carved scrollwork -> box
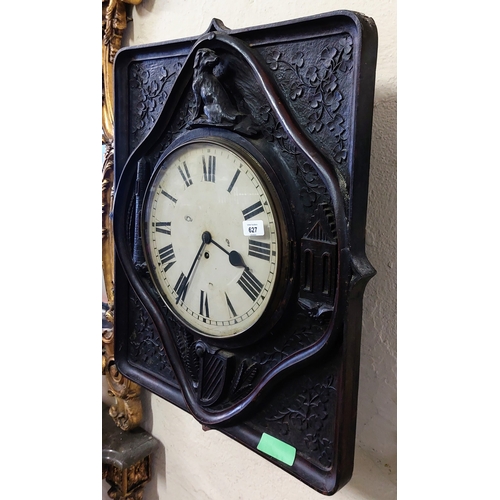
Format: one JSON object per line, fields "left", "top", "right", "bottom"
{"left": 263, "top": 37, "right": 352, "bottom": 140}
{"left": 103, "top": 322, "right": 143, "bottom": 431}
{"left": 256, "top": 104, "right": 332, "bottom": 208}
{"left": 102, "top": 0, "right": 143, "bottom": 143}
{"left": 102, "top": 142, "right": 115, "bottom": 304}
{"left": 130, "top": 61, "right": 182, "bottom": 147}
{"left": 129, "top": 295, "right": 175, "bottom": 378}
{"left": 260, "top": 36, "right": 353, "bottom": 196}
{"left": 102, "top": 0, "right": 143, "bottom": 431}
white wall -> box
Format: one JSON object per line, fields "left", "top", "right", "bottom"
{"left": 111, "top": 1, "right": 397, "bottom": 498}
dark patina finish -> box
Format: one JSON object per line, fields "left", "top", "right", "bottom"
{"left": 113, "top": 10, "right": 377, "bottom": 495}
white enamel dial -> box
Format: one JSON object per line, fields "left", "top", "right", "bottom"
{"left": 143, "top": 139, "right": 281, "bottom": 338}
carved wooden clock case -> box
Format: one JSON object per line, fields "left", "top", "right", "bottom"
{"left": 113, "top": 10, "right": 378, "bottom": 495}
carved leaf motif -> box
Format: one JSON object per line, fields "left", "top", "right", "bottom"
{"left": 291, "top": 51, "right": 304, "bottom": 68}
{"left": 129, "top": 61, "right": 181, "bottom": 146}
{"left": 266, "top": 50, "right": 281, "bottom": 70}
{"left": 327, "top": 114, "right": 346, "bottom": 137}
{"left": 172, "top": 323, "right": 199, "bottom": 383}
{"left": 320, "top": 46, "right": 338, "bottom": 68}
{"left": 333, "top": 143, "right": 348, "bottom": 163}
{"left": 310, "top": 93, "right": 322, "bottom": 109}
{"left": 228, "top": 361, "right": 258, "bottom": 399}
{"left": 128, "top": 296, "right": 173, "bottom": 377}
{"left": 290, "top": 81, "right": 304, "bottom": 100}
{"left": 296, "top": 161, "right": 329, "bottom": 206}
{"left": 305, "top": 66, "right": 319, "bottom": 84}
{"left": 307, "top": 111, "right": 323, "bottom": 133}
{"left": 265, "top": 375, "right": 336, "bottom": 466}
{"left": 239, "top": 362, "right": 258, "bottom": 389}
{"left": 229, "top": 362, "right": 245, "bottom": 394}
{"left": 253, "top": 319, "right": 322, "bottom": 368}
{"left": 266, "top": 375, "right": 335, "bottom": 432}
{"left": 261, "top": 36, "right": 353, "bottom": 176}
{"left": 324, "top": 90, "right": 342, "bottom": 111}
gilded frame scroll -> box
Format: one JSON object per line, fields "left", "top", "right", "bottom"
{"left": 102, "top": 0, "right": 143, "bottom": 431}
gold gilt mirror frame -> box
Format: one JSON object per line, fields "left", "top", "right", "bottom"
{"left": 102, "top": 0, "right": 143, "bottom": 430}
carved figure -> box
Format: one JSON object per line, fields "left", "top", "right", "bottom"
{"left": 191, "top": 48, "right": 243, "bottom": 125}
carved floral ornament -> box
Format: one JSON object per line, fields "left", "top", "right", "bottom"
{"left": 265, "top": 38, "right": 352, "bottom": 137}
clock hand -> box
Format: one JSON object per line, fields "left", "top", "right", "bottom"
{"left": 210, "top": 238, "right": 249, "bottom": 271}
{"left": 176, "top": 231, "right": 211, "bottom": 304}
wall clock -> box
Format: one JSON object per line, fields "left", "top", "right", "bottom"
{"left": 113, "top": 10, "right": 378, "bottom": 495}
{"left": 141, "top": 135, "right": 290, "bottom": 342}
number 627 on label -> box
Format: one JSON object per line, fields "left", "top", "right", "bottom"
{"left": 242, "top": 220, "right": 264, "bottom": 236}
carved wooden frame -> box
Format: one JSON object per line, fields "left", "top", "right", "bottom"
{"left": 102, "top": 0, "right": 143, "bottom": 431}
{"left": 111, "top": 11, "right": 378, "bottom": 495}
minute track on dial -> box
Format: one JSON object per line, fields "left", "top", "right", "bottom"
{"left": 143, "top": 138, "right": 282, "bottom": 338}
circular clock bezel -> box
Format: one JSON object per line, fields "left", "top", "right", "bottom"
{"left": 141, "top": 129, "right": 294, "bottom": 348}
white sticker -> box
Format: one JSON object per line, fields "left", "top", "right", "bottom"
{"left": 243, "top": 220, "right": 264, "bottom": 236}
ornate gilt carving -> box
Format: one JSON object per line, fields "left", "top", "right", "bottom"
{"left": 103, "top": 456, "right": 151, "bottom": 500}
{"left": 102, "top": 0, "right": 143, "bottom": 142}
{"left": 102, "top": 0, "right": 143, "bottom": 431}
{"left": 102, "top": 325, "right": 143, "bottom": 430}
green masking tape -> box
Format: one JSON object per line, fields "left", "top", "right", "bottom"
{"left": 257, "top": 433, "right": 296, "bottom": 466}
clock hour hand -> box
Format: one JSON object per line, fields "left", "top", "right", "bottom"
{"left": 210, "top": 238, "right": 249, "bottom": 271}
{"left": 176, "top": 233, "right": 210, "bottom": 304}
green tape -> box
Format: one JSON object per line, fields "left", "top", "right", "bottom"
{"left": 257, "top": 433, "right": 296, "bottom": 466}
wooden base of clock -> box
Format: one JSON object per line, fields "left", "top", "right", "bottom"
{"left": 113, "top": 10, "right": 377, "bottom": 495}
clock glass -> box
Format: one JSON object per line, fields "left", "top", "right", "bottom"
{"left": 142, "top": 138, "right": 282, "bottom": 338}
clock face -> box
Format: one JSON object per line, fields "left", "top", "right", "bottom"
{"left": 142, "top": 139, "right": 282, "bottom": 338}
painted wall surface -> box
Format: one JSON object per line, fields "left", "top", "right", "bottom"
{"left": 105, "top": 1, "right": 396, "bottom": 498}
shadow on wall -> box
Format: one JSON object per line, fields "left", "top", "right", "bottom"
{"left": 140, "top": 391, "right": 163, "bottom": 500}
{"left": 131, "top": 90, "right": 398, "bottom": 500}
{"left": 356, "top": 87, "right": 397, "bottom": 486}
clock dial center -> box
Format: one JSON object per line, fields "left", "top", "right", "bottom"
{"left": 202, "top": 230, "right": 212, "bottom": 244}
{"left": 143, "top": 138, "right": 281, "bottom": 338}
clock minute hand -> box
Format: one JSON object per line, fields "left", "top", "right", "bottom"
{"left": 210, "top": 239, "right": 249, "bottom": 271}
{"left": 176, "top": 232, "right": 210, "bottom": 304}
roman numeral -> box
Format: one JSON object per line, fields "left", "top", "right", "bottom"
{"left": 242, "top": 201, "right": 264, "bottom": 220}
{"left": 178, "top": 162, "right": 193, "bottom": 187}
{"left": 237, "top": 269, "right": 263, "bottom": 302}
{"left": 227, "top": 169, "right": 241, "bottom": 193}
{"left": 248, "top": 239, "right": 271, "bottom": 261}
{"left": 174, "top": 272, "right": 188, "bottom": 303}
{"left": 199, "top": 290, "right": 210, "bottom": 319}
{"left": 153, "top": 221, "right": 171, "bottom": 235}
{"left": 202, "top": 155, "right": 216, "bottom": 182}
{"left": 161, "top": 189, "right": 177, "bottom": 204}
{"left": 225, "top": 292, "right": 237, "bottom": 318}
{"left": 158, "top": 244, "right": 176, "bottom": 272}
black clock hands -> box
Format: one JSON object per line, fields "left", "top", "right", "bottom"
{"left": 176, "top": 231, "right": 249, "bottom": 304}
{"left": 175, "top": 233, "right": 210, "bottom": 304}
{"left": 210, "top": 237, "right": 249, "bottom": 271}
